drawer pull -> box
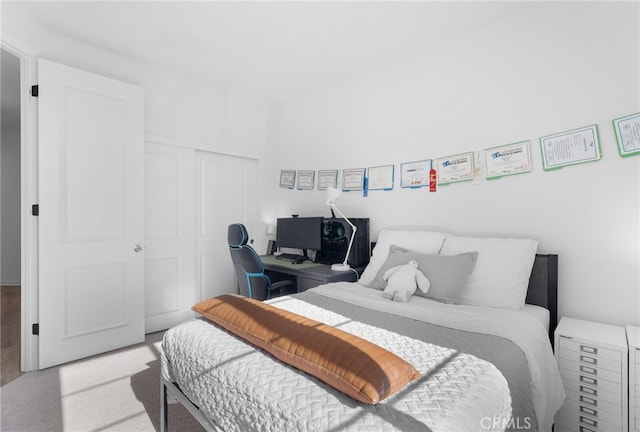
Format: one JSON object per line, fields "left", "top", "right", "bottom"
{"left": 580, "top": 395, "right": 598, "bottom": 407}
{"left": 580, "top": 385, "right": 597, "bottom": 396}
{"left": 580, "top": 344, "right": 598, "bottom": 355}
{"left": 580, "top": 375, "right": 598, "bottom": 386}
{"left": 580, "top": 406, "right": 597, "bottom": 417}
{"left": 580, "top": 416, "right": 598, "bottom": 428}
{"left": 580, "top": 365, "right": 597, "bottom": 376}
{"left": 580, "top": 354, "right": 597, "bottom": 365}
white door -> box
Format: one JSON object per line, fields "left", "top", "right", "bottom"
{"left": 196, "top": 151, "right": 258, "bottom": 301}
{"left": 144, "top": 142, "right": 195, "bottom": 333}
{"left": 38, "top": 59, "right": 144, "bottom": 369}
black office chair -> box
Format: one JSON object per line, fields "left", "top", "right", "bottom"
{"left": 227, "top": 223, "right": 296, "bottom": 300}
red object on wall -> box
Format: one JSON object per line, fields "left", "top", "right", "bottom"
{"left": 429, "top": 169, "right": 436, "bottom": 192}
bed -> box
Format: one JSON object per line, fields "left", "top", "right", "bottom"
{"left": 160, "top": 229, "right": 565, "bottom": 432}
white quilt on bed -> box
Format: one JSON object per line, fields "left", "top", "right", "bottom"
{"left": 162, "top": 294, "right": 512, "bottom": 432}
{"left": 310, "top": 282, "right": 565, "bottom": 432}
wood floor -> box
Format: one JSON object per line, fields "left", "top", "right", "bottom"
{"left": 1, "top": 285, "right": 21, "bottom": 386}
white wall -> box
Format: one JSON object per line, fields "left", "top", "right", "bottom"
{"left": 2, "top": 26, "right": 269, "bottom": 157}
{"left": 3, "top": 23, "right": 273, "bottom": 245}
{"left": 269, "top": 2, "right": 640, "bottom": 327}
{"left": 1, "top": 47, "right": 21, "bottom": 285}
{"left": 1, "top": 128, "right": 21, "bottom": 285}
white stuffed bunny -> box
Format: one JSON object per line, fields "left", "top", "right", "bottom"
{"left": 382, "top": 260, "right": 430, "bottom": 302}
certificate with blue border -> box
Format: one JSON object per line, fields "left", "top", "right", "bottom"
{"left": 400, "top": 159, "right": 432, "bottom": 188}
{"left": 367, "top": 165, "right": 394, "bottom": 190}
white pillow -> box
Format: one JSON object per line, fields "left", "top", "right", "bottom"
{"left": 440, "top": 234, "right": 538, "bottom": 309}
{"left": 359, "top": 229, "right": 446, "bottom": 286}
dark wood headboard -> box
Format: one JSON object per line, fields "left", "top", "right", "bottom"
{"left": 525, "top": 254, "right": 559, "bottom": 346}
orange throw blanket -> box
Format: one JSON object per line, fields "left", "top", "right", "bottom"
{"left": 192, "top": 294, "right": 420, "bottom": 404}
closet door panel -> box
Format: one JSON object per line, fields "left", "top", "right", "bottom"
{"left": 144, "top": 142, "right": 195, "bottom": 333}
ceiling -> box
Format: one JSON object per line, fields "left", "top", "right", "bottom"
{"left": 1, "top": 1, "right": 526, "bottom": 106}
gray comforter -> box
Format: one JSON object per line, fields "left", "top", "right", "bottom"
{"left": 296, "top": 291, "right": 536, "bottom": 431}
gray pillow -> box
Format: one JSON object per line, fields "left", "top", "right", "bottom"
{"left": 367, "top": 245, "right": 478, "bottom": 304}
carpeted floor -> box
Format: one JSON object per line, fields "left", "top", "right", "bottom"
{"left": 1, "top": 285, "right": 22, "bottom": 386}
{"left": 0, "top": 331, "right": 206, "bottom": 432}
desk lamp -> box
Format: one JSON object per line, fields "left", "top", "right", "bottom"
{"left": 325, "top": 186, "right": 356, "bottom": 271}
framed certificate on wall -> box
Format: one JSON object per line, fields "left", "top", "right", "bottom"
{"left": 613, "top": 113, "right": 640, "bottom": 157}
{"left": 435, "top": 152, "right": 474, "bottom": 184}
{"left": 296, "top": 170, "right": 315, "bottom": 190}
{"left": 279, "top": 169, "right": 296, "bottom": 188}
{"left": 400, "top": 159, "right": 432, "bottom": 188}
{"left": 317, "top": 170, "right": 338, "bottom": 190}
{"left": 367, "top": 165, "right": 394, "bottom": 190}
{"left": 483, "top": 141, "right": 532, "bottom": 179}
{"left": 540, "top": 125, "right": 601, "bottom": 170}
{"left": 342, "top": 168, "right": 365, "bottom": 191}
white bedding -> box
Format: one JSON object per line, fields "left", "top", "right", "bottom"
{"left": 162, "top": 291, "right": 514, "bottom": 432}
{"left": 310, "top": 282, "right": 565, "bottom": 432}
{"left": 522, "top": 304, "right": 550, "bottom": 332}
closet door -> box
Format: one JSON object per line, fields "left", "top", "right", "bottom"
{"left": 144, "top": 142, "right": 195, "bottom": 333}
{"left": 195, "top": 151, "right": 258, "bottom": 301}
{"left": 38, "top": 59, "right": 144, "bottom": 369}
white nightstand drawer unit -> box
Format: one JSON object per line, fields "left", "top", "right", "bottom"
{"left": 562, "top": 378, "right": 621, "bottom": 406}
{"left": 555, "top": 317, "right": 628, "bottom": 432}
{"left": 627, "top": 325, "right": 640, "bottom": 432}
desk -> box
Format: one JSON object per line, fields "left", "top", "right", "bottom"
{"left": 261, "top": 255, "right": 360, "bottom": 292}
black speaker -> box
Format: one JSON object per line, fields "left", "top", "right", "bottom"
{"left": 317, "top": 218, "right": 370, "bottom": 268}
{"left": 266, "top": 240, "right": 277, "bottom": 255}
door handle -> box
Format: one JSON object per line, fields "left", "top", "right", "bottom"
{"left": 133, "top": 244, "right": 143, "bottom": 252}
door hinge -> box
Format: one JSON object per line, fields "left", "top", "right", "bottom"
{"left": 32, "top": 204, "right": 39, "bottom": 216}
{"left": 32, "top": 323, "right": 39, "bottom": 335}
{"left": 31, "top": 85, "right": 39, "bottom": 97}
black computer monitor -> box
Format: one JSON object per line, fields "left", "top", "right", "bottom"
{"left": 276, "top": 217, "right": 323, "bottom": 252}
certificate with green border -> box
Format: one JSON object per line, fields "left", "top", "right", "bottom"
{"left": 484, "top": 141, "right": 532, "bottom": 179}
{"left": 540, "top": 125, "right": 601, "bottom": 170}
{"left": 613, "top": 113, "right": 640, "bottom": 157}
{"left": 436, "top": 152, "right": 474, "bottom": 185}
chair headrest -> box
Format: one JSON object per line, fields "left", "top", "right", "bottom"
{"left": 228, "top": 223, "right": 249, "bottom": 247}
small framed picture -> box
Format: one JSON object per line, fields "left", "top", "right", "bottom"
{"left": 400, "top": 159, "right": 432, "bottom": 188}
{"left": 540, "top": 125, "right": 601, "bottom": 170}
{"left": 296, "top": 170, "right": 315, "bottom": 190}
{"left": 367, "top": 165, "right": 394, "bottom": 191}
{"left": 317, "top": 170, "right": 338, "bottom": 190}
{"left": 613, "top": 113, "right": 640, "bottom": 157}
{"left": 279, "top": 170, "right": 296, "bottom": 188}
{"left": 435, "top": 152, "right": 475, "bottom": 184}
{"left": 483, "top": 141, "right": 532, "bottom": 179}
{"left": 342, "top": 168, "right": 365, "bottom": 191}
